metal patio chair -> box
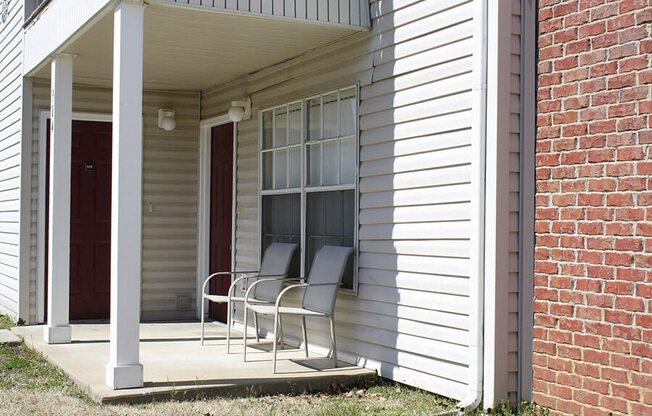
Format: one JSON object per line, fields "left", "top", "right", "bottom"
{"left": 200, "top": 242, "right": 298, "bottom": 352}
{"left": 243, "top": 245, "right": 354, "bottom": 373}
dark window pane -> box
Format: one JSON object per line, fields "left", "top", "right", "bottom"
{"left": 306, "top": 190, "right": 355, "bottom": 289}
{"left": 262, "top": 194, "right": 301, "bottom": 277}
{"left": 289, "top": 146, "right": 301, "bottom": 188}
{"left": 307, "top": 143, "right": 321, "bottom": 186}
{"left": 307, "top": 98, "right": 321, "bottom": 140}
{"left": 340, "top": 88, "right": 356, "bottom": 137}
{"left": 262, "top": 111, "right": 273, "bottom": 149}
{"left": 274, "top": 149, "right": 287, "bottom": 189}
{"left": 323, "top": 93, "right": 338, "bottom": 139}
{"left": 262, "top": 151, "right": 273, "bottom": 190}
{"left": 289, "top": 103, "right": 302, "bottom": 145}
{"left": 274, "top": 107, "right": 287, "bottom": 148}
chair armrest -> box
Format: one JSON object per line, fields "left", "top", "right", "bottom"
{"left": 273, "top": 282, "right": 341, "bottom": 308}
{"left": 243, "top": 276, "right": 298, "bottom": 306}
{"left": 201, "top": 270, "right": 259, "bottom": 294}
{"left": 227, "top": 274, "right": 289, "bottom": 299}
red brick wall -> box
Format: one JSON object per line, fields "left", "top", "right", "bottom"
{"left": 534, "top": 1, "right": 651, "bottom": 415}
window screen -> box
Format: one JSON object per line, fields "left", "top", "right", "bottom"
{"left": 306, "top": 190, "right": 355, "bottom": 289}
{"left": 262, "top": 194, "right": 301, "bottom": 278}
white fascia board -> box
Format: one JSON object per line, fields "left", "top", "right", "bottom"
{"left": 23, "top": 0, "right": 115, "bottom": 76}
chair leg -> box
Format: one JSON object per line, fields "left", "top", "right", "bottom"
{"left": 273, "top": 312, "right": 280, "bottom": 374}
{"left": 243, "top": 305, "right": 248, "bottom": 362}
{"left": 200, "top": 296, "right": 205, "bottom": 346}
{"left": 254, "top": 312, "right": 260, "bottom": 343}
{"left": 226, "top": 300, "right": 232, "bottom": 354}
{"left": 278, "top": 315, "right": 285, "bottom": 349}
{"left": 329, "top": 316, "right": 337, "bottom": 368}
{"left": 301, "top": 315, "right": 308, "bottom": 358}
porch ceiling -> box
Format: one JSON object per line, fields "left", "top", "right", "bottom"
{"left": 31, "top": 2, "right": 361, "bottom": 90}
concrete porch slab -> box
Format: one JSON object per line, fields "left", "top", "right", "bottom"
{"left": 12, "top": 322, "right": 375, "bottom": 404}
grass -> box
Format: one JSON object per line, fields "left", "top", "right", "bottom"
{"left": 0, "top": 314, "right": 14, "bottom": 330}
{"left": 0, "top": 315, "right": 547, "bottom": 415}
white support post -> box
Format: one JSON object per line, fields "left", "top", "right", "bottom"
{"left": 105, "top": 0, "right": 144, "bottom": 390}
{"left": 44, "top": 54, "right": 74, "bottom": 345}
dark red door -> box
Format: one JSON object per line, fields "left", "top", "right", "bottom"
{"left": 209, "top": 123, "right": 234, "bottom": 322}
{"left": 45, "top": 120, "right": 112, "bottom": 320}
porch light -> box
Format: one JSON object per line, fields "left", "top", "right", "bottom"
{"left": 228, "top": 98, "right": 251, "bottom": 122}
{"left": 158, "top": 109, "right": 176, "bottom": 131}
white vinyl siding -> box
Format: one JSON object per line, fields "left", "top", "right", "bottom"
{"left": 140, "top": 91, "right": 199, "bottom": 320}
{"left": 0, "top": 0, "right": 23, "bottom": 320}
{"left": 152, "top": 0, "right": 370, "bottom": 28}
{"left": 200, "top": 0, "right": 495, "bottom": 400}
{"left": 29, "top": 82, "right": 200, "bottom": 322}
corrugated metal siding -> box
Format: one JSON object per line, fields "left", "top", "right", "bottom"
{"left": 0, "top": 0, "right": 24, "bottom": 320}
{"left": 152, "top": 0, "right": 370, "bottom": 28}
{"left": 508, "top": 0, "right": 521, "bottom": 404}
{"left": 202, "top": 0, "right": 480, "bottom": 400}
{"left": 29, "top": 82, "right": 199, "bottom": 322}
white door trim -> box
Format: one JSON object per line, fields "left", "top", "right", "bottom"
{"left": 36, "top": 110, "right": 112, "bottom": 323}
{"left": 196, "top": 114, "right": 237, "bottom": 320}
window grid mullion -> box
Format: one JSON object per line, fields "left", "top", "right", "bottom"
{"left": 300, "top": 100, "right": 306, "bottom": 279}
{"left": 286, "top": 104, "right": 290, "bottom": 188}
{"left": 320, "top": 95, "right": 324, "bottom": 187}
{"left": 272, "top": 108, "right": 277, "bottom": 190}
{"left": 337, "top": 91, "right": 341, "bottom": 185}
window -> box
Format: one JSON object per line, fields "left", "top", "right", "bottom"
{"left": 260, "top": 86, "right": 358, "bottom": 291}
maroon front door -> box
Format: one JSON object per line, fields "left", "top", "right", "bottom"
{"left": 45, "top": 120, "right": 112, "bottom": 320}
{"left": 209, "top": 123, "right": 234, "bottom": 322}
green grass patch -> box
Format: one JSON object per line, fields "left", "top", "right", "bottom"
{"left": 0, "top": 314, "right": 546, "bottom": 415}
{"left": 0, "top": 315, "right": 90, "bottom": 404}
{"left": 0, "top": 343, "right": 82, "bottom": 397}
{"left": 282, "top": 378, "right": 455, "bottom": 416}
{"left": 0, "top": 314, "right": 14, "bottom": 330}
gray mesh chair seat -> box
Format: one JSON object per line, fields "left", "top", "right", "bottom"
{"left": 243, "top": 245, "right": 354, "bottom": 373}
{"left": 200, "top": 242, "right": 298, "bottom": 352}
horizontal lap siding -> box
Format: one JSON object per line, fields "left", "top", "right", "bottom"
{"left": 140, "top": 91, "right": 199, "bottom": 320}
{"left": 153, "top": 0, "right": 369, "bottom": 27}
{"left": 29, "top": 82, "right": 199, "bottom": 322}
{"left": 202, "top": 0, "right": 474, "bottom": 400}
{"left": 0, "top": 0, "right": 23, "bottom": 320}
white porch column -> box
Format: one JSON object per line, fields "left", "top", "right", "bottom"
{"left": 44, "top": 54, "right": 74, "bottom": 345}
{"left": 105, "top": 0, "right": 144, "bottom": 390}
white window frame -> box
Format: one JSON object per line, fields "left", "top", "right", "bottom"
{"left": 258, "top": 84, "right": 360, "bottom": 294}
